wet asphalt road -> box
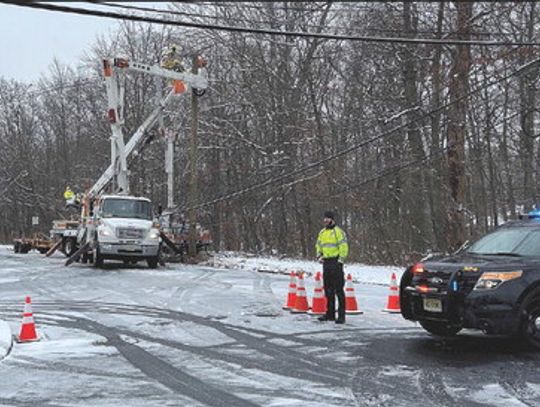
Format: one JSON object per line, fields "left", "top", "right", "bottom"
{"left": 0, "top": 249, "right": 539, "bottom": 406}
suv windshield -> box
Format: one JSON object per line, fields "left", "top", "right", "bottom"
{"left": 101, "top": 198, "right": 152, "bottom": 220}
{"left": 467, "top": 227, "right": 540, "bottom": 257}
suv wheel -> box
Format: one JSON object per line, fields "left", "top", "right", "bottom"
{"left": 399, "top": 266, "right": 414, "bottom": 320}
{"left": 420, "top": 320, "right": 461, "bottom": 337}
{"left": 521, "top": 288, "right": 540, "bottom": 350}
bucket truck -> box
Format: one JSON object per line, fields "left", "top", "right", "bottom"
{"left": 65, "top": 54, "right": 208, "bottom": 268}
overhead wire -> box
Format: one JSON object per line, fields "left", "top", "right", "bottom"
{"left": 2, "top": 1, "right": 536, "bottom": 211}
{"left": 178, "top": 56, "right": 540, "bottom": 212}
{"left": 97, "top": 1, "right": 517, "bottom": 40}
{"left": 2, "top": 1, "right": 540, "bottom": 46}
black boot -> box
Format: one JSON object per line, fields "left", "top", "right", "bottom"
{"left": 318, "top": 315, "right": 335, "bottom": 322}
{"left": 335, "top": 318, "right": 345, "bottom": 324}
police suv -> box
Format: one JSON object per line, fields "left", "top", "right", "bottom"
{"left": 400, "top": 209, "right": 540, "bottom": 349}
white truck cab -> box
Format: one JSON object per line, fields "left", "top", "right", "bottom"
{"left": 90, "top": 195, "right": 160, "bottom": 268}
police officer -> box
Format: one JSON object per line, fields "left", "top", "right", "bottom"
{"left": 316, "top": 211, "right": 349, "bottom": 324}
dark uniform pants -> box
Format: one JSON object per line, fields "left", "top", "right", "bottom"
{"left": 322, "top": 258, "right": 345, "bottom": 320}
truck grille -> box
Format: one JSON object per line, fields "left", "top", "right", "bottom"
{"left": 117, "top": 228, "right": 144, "bottom": 239}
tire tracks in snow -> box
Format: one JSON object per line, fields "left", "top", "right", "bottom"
{"left": 497, "top": 353, "right": 540, "bottom": 407}
{"left": 60, "top": 315, "right": 259, "bottom": 407}
{"left": 30, "top": 300, "right": 351, "bottom": 399}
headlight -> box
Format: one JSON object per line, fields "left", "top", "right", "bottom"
{"left": 148, "top": 229, "right": 160, "bottom": 239}
{"left": 98, "top": 226, "right": 113, "bottom": 237}
{"left": 473, "top": 271, "right": 522, "bottom": 290}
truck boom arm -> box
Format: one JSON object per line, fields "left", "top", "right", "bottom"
{"left": 89, "top": 56, "right": 207, "bottom": 197}
{"left": 88, "top": 90, "right": 174, "bottom": 197}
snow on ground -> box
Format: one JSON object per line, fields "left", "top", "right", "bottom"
{"left": 0, "top": 244, "right": 404, "bottom": 286}
{"left": 0, "top": 320, "right": 12, "bottom": 361}
{"left": 203, "top": 251, "right": 405, "bottom": 286}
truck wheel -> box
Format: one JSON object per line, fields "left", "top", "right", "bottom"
{"left": 14, "top": 242, "right": 20, "bottom": 253}
{"left": 63, "top": 238, "right": 77, "bottom": 257}
{"left": 20, "top": 244, "right": 30, "bottom": 254}
{"left": 94, "top": 249, "right": 104, "bottom": 268}
{"left": 147, "top": 257, "right": 158, "bottom": 269}
{"left": 420, "top": 320, "right": 461, "bottom": 337}
{"left": 520, "top": 288, "right": 540, "bottom": 350}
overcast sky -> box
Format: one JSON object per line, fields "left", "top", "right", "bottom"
{"left": 0, "top": 2, "right": 165, "bottom": 83}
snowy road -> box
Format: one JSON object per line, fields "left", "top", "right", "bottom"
{"left": 0, "top": 248, "right": 539, "bottom": 406}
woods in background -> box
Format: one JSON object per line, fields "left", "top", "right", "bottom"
{"left": 1, "top": 2, "right": 539, "bottom": 265}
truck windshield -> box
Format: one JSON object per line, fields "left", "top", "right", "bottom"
{"left": 467, "top": 227, "right": 540, "bottom": 257}
{"left": 101, "top": 199, "right": 152, "bottom": 220}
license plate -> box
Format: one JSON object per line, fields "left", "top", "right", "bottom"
{"left": 123, "top": 245, "right": 139, "bottom": 251}
{"left": 423, "top": 298, "right": 442, "bottom": 313}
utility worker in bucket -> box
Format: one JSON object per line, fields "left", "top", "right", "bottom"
{"left": 316, "top": 211, "right": 349, "bottom": 324}
{"left": 64, "top": 187, "right": 75, "bottom": 204}
{"left": 64, "top": 186, "right": 81, "bottom": 209}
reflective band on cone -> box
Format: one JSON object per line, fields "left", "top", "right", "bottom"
{"left": 345, "top": 273, "right": 363, "bottom": 315}
{"left": 17, "top": 296, "right": 39, "bottom": 343}
{"left": 282, "top": 271, "right": 297, "bottom": 310}
{"left": 383, "top": 272, "right": 401, "bottom": 313}
{"left": 291, "top": 273, "right": 309, "bottom": 313}
{"left": 308, "top": 272, "right": 327, "bottom": 315}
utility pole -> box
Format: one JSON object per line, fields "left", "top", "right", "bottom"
{"left": 446, "top": 2, "right": 472, "bottom": 251}
{"left": 187, "top": 55, "right": 200, "bottom": 258}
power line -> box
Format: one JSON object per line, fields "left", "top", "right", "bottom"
{"left": 97, "top": 2, "right": 517, "bottom": 41}
{"left": 179, "top": 57, "right": 540, "bottom": 212}
{"left": 100, "top": 2, "right": 517, "bottom": 40}
{"left": 2, "top": 1, "right": 540, "bottom": 46}
{"left": 336, "top": 145, "right": 451, "bottom": 197}
{"left": 97, "top": 1, "right": 355, "bottom": 32}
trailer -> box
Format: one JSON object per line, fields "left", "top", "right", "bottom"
{"left": 13, "top": 233, "right": 52, "bottom": 254}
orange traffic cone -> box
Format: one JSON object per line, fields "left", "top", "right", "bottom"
{"left": 291, "top": 272, "right": 310, "bottom": 313}
{"left": 282, "top": 271, "right": 297, "bottom": 310}
{"left": 345, "top": 274, "right": 363, "bottom": 314}
{"left": 383, "top": 272, "right": 401, "bottom": 313}
{"left": 308, "top": 272, "right": 327, "bottom": 315}
{"left": 17, "top": 296, "right": 39, "bottom": 343}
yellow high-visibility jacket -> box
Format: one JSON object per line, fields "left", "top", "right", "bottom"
{"left": 316, "top": 226, "right": 349, "bottom": 262}
{"left": 64, "top": 189, "right": 74, "bottom": 200}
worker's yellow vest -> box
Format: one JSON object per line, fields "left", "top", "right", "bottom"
{"left": 316, "top": 226, "right": 349, "bottom": 262}
{"left": 64, "top": 189, "right": 74, "bottom": 200}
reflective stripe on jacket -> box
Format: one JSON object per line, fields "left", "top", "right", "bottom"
{"left": 316, "top": 226, "right": 349, "bottom": 262}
